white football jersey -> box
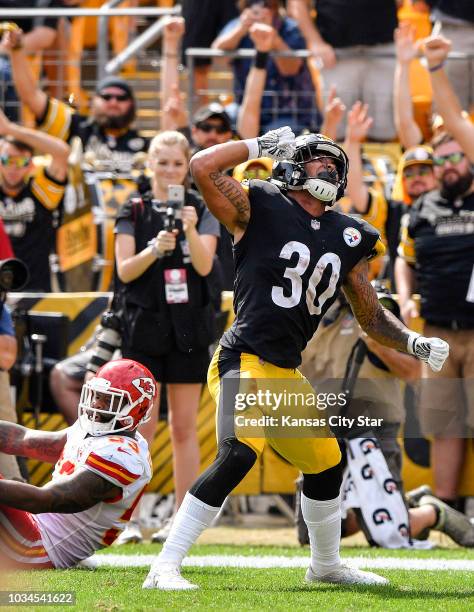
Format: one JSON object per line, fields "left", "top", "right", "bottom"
{"left": 35, "top": 422, "right": 152, "bottom": 568}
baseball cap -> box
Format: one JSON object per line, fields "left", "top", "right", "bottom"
{"left": 401, "top": 145, "right": 433, "bottom": 169}
{"left": 95, "top": 76, "right": 134, "bottom": 100}
{"left": 193, "top": 103, "right": 232, "bottom": 131}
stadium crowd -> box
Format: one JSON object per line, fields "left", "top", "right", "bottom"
{"left": 0, "top": 0, "right": 473, "bottom": 576}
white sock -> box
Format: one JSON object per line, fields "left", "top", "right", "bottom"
{"left": 301, "top": 492, "right": 342, "bottom": 576}
{"left": 156, "top": 492, "right": 221, "bottom": 567}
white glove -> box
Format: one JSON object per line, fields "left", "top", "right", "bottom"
{"left": 407, "top": 333, "right": 450, "bottom": 372}
{"left": 246, "top": 126, "right": 296, "bottom": 161}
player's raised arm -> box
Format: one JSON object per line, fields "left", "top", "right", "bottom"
{"left": 0, "top": 469, "right": 121, "bottom": 514}
{"left": 343, "top": 257, "right": 449, "bottom": 372}
{"left": 189, "top": 126, "right": 296, "bottom": 237}
{"left": 0, "top": 421, "right": 67, "bottom": 464}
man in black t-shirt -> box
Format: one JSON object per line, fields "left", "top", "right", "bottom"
{"left": 143, "top": 128, "right": 449, "bottom": 591}
{"left": 396, "top": 34, "right": 474, "bottom": 512}
{"left": 4, "top": 29, "right": 148, "bottom": 167}
{"left": 288, "top": 0, "right": 399, "bottom": 140}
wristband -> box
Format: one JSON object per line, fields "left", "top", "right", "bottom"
{"left": 406, "top": 331, "right": 420, "bottom": 355}
{"left": 244, "top": 138, "right": 261, "bottom": 161}
{"left": 428, "top": 61, "right": 445, "bottom": 73}
{"left": 147, "top": 239, "right": 164, "bottom": 259}
{"left": 255, "top": 50, "right": 269, "bottom": 70}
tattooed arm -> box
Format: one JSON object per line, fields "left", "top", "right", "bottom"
{"left": 0, "top": 469, "right": 121, "bottom": 514}
{"left": 189, "top": 141, "right": 251, "bottom": 240}
{"left": 342, "top": 258, "right": 411, "bottom": 352}
{"left": 343, "top": 258, "right": 450, "bottom": 372}
{"left": 0, "top": 421, "right": 67, "bottom": 464}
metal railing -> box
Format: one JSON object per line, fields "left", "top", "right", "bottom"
{"left": 185, "top": 46, "right": 474, "bottom": 120}
{"left": 0, "top": 4, "right": 181, "bottom": 79}
{"left": 185, "top": 47, "right": 315, "bottom": 120}
{"left": 103, "top": 16, "right": 170, "bottom": 78}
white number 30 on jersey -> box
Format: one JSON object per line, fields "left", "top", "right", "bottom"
{"left": 271, "top": 240, "right": 341, "bottom": 315}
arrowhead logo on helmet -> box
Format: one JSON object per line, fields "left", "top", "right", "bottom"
{"left": 270, "top": 133, "right": 349, "bottom": 206}
{"left": 78, "top": 359, "right": 157, "bottom": 437}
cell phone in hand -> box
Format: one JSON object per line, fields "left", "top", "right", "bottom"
{"left": 167, "top": 185, "right": 185, "bottom": 210}
{"left": 163, "top": 185, "right": 185, "bottom": 255}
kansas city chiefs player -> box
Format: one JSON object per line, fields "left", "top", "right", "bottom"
{"left": 0, "top": 358, "right": 156, "bottom": 569}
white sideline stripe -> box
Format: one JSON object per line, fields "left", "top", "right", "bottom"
{"left": 88, "top": 554, "right": 474, "bottom": 572}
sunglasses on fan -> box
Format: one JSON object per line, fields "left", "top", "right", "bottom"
{"left": 403, "top": 165, "right": 432, "bottom": 179}
{"left": 433, "top": 152, "right": 465, "bottom": 166}
{"left": 0, "top": 155, "right": 31, "bottom": 168}
{"left": 98, "top": 92, "right": 130, "bottom": 102}
{"left": 195, "top": 121, "right": 230, "bottom": 134}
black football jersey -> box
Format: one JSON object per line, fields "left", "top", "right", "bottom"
{"left": 403, "top": 190, "right": 474, "bottom": 323}
{"left": 220, "top": 180, "right": 382, "bottom": 367}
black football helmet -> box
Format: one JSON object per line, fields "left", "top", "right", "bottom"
{"left": 270, "top": 133, "right": 349, "bottom": 205}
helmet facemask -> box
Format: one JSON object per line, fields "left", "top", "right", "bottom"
{"left": 78, "top": 376, "right": 152, "bottom": 437}
{"left": 270, "top": 134, "right": 348, "bottom": 206}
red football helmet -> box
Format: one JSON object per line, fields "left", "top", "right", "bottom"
{"left": 79, "top": 359, "right": 157, "bottom": 436}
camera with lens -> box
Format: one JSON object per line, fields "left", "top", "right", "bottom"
{"left": 372, "top": 280, "right": 400, "bottom": 319}
{"left": 86, "top": 310, "right": 123, "bottom": 374}
{"left": 0, "top": 258, "right": 29, "bottom": 293}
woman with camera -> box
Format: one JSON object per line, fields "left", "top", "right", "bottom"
{"left": 114, "top": 131, "right": 220, "bottom": 544}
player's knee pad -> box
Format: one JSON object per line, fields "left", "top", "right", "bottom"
{"left": 302, "top": 460, "right": 343, "bottom": 501}
{"left": 190, "top": 438, "right": 257, "bottom": 507}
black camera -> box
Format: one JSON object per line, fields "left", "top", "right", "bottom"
{"left": 86, "top": 310, "right": 122, "bottom": 374}
{"left": 0, "top": 258, "right": 29, "bottom": 292}
{"left": 372, "top": 280, "right": 400, "bottom": 319}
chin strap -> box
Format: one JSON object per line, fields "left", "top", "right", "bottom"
{"left": 303, "top": 178, "right": 338, "bottom": 203}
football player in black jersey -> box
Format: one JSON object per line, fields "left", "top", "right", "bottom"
{"left": 144, "top": 127, "right": 449, "bottom": 591}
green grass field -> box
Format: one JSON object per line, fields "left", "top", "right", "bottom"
{"left": 5, "top": 543, "right": 474, "bottom": 612}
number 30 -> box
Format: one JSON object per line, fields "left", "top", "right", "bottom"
{"left": 271, "top": 241, "right": 341, "bottom": 315}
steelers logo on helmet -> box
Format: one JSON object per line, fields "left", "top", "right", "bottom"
{"left": 270, "top": 133, "right": 348, "bottom": 206}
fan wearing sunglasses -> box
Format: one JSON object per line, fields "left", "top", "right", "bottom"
{"left": 0, "top": 107, "right": 69, "bottom": 292}
{"left": 3, "top": 28, "right": 148, "bottom": 168}
{"left": 396, "top": 33, "right": 474, "bottom": 517}
{"left": 191, "top": 103, "right": 233, "bottom": 151}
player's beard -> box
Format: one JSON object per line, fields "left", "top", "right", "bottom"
{"left": 440, "top": 168, "right": 474, "bottom": 200}
{"left": 94, "top": 104, "right": 136, "bottom": 130}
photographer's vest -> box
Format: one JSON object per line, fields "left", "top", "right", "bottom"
{"left": 115, "top": 191, "right": 217, "bottom": 355}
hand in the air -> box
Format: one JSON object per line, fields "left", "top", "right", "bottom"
{"left": 257, "top": 126, "right": 296, "bottom": 161}
{"left": 409, "top": 335, "right": 450, "bottom": 372}
{"left": 421, "top": 34, "right": 451, "bottom": 69}
{"left": 163, "top": 16, "right": 185, "bottom": 46}
{"left": 249, "top": 23, "right": 275, "bottom": 53}
{"left": 394, "top": 23, "right": 418, "bottom": 65}
{"left": 1, "top": 27, "right": 23, "bottom": 53}
{"left": 324, "top": 85, "right": 346, "bottom": 130}
{"left": 345, "top": 101, "right": 373, "bottom": 144}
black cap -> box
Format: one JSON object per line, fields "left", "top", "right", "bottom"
{"left": 192, "top": 103, "right": 232, "bottom": 131}
{"left": 95, "top": 76, "right": 134, "bottom": 100}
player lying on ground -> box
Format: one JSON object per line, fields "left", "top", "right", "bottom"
{"left": 0, "top": 359, "right": 156, "bottom": 569}
{"left": 143, "top": 127, "right": 450, "bottom": 590}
